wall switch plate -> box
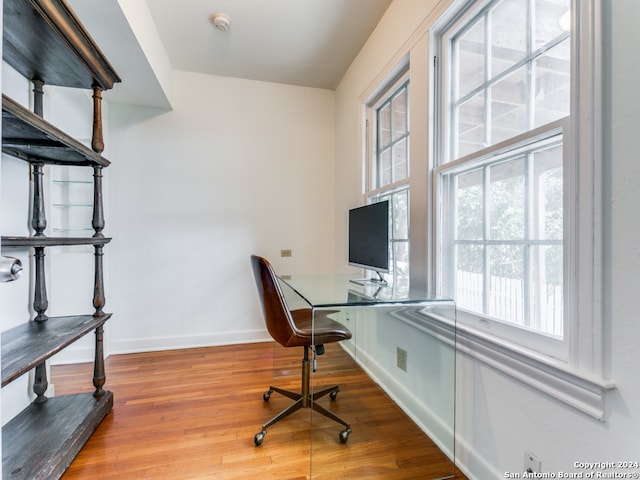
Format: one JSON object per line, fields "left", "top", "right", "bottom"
{"left": 524, "top": 450, "right": 542, "bottom": 473}
{"left": 397, "top": 347, "right": 408, "bottom": 372}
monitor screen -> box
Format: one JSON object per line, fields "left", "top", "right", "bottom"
{"left": 348, "top": 200, "right": 389, "bottom": 273}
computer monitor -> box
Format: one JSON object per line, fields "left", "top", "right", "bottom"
{"left": 348, "top": 201, "right": 389, "bottom": 281}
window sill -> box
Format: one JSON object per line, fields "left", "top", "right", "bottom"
{"left": 390, "top": 307, "right": 615, "bottom": 420}
{"left": 456, "top": 323, "right": 616, "bottom": 420}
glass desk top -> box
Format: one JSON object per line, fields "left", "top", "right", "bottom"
{"left": 273, "top": 273, "right": 457, "bottom": 479}
{"left": 277, "top": 273, "right": 452, "bottom": 308}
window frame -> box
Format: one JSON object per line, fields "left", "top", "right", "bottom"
{"left": 430, "top": 0, "right": 614, "bottom": 419}
{"left": 436, "top": 119, "right": 569, "bottom": 359}
{"left": 365, "top": 71, "right": 411, "bottom": 287}
{"left": 373, "top": 78, "right": 410, "bottom": 190}
{"left": 366, "top": 72, "right": 411, "bottom": 194}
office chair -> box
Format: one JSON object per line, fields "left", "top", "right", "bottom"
{"left": 250, "top": 255, "right": 352, "bottom": 446}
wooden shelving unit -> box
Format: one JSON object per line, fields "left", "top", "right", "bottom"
{"left": 1, "top": 314, "right": 113, "bottom": 387}
{"left": 2, "top": 94, "right": 111, "bottom": 167}
{"left": 1, "top": 0, "right": 121, "bottom": 478}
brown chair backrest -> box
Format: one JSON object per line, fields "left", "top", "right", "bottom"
{"left": 251, "top": 255, "right": 303, "bottom": 348}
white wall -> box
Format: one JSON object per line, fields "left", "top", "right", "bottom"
{"left": 334, "top": 0, "right": 640, "bottom": 478}
{"left": 106, "top": 70, "right": 337, "bottom": 354}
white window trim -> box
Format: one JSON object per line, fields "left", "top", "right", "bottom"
{"left": 362, "top": 69, "right": 412, "bottom": 286}
{"left": 431, "top": 0, "right": 614, "bottom": 419}
{"left": 365, "top": 70, "right": 411, "bottom": 195}
{"left": 455, "top": 322, "right": 615, "bottom": 420}
{"left": 436, "top": 121, "right": 568, "bottom": 359}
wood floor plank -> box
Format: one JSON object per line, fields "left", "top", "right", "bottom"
{"left": 53, "top": 342, "right": 466, "bottom": 479}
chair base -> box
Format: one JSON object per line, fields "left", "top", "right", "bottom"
{"left": 254, "top": 349, "right": 351, "bottom": 446}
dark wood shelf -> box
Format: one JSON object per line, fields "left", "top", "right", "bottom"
{"left": 2, "top": 391, "right": 113, "bottom": 480}
{"left": 1, "top": 235, "right": 112, "bottom": 248}
{"left": 1, "top": 314, "right": 112, "bottom": 387}
{"left": 2, "top": 95, "right": 111, "bottom": 166}
{"left": 2, "top": 0, "right": 120, "bottom": 90}
{"left": 2, "top": 0, "right": 118, "bottom": 476}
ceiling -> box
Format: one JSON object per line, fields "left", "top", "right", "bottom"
{"left": 143, "top": 0, "right": 392, "bottom": 90}
{"left": 67, "top": 0, "right": 392, "bottom": 109}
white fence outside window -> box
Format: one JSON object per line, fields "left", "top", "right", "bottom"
{"left": 456, "top": 270, "right": 563, "bottom": 337}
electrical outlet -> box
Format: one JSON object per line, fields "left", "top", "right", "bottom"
{"left": 396, "top": 347, "right": 408, "bottom": 372}
{"left": 280, "top": 249, "right": 292, "bottom": 257}
{"left": 524, "top": 450, "right": 541, "bottom": 473}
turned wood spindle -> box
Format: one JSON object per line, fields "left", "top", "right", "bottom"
{"left": 31, "top": 80, "right": 47, "bottom": 235}
{"left": 31, "top": 164, "right": 47, "bottom": 236}
{"left": 92, "top": 86, "right": 104, "bottom": 154}
{"left": 92, "top": 168, "right": 106, "bottom": 315}
{"left": 33, "top": 362, "right": 48, "bottom": 404}
{"left": 92, "top": 166, "right": 105, "bottom": 238}
{"left": 93, "top": 245, "right": 105, "bottom": 316}
{"left": 31, "top": 80, "right": 50, "bottom": 323}
{"left": 33, "top": 247, "right": 49, "bottom": 322}
{"left": 91, "top": 86, "right": 108, "bottom": 397}
{"left": 93, "top": 325, "right": 106, "bottom": 397}
{"left": 33, "top": 78, "right": 44, "bottom": 117}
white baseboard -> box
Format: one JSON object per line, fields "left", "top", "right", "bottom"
{"left": 454, "top": 435, "right": 504, "bottom": 480}
{"left": 50, "top": 329, "right": 271, "bottom": 365}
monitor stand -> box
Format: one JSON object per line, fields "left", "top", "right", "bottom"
{"left": 349, "top": 271, "right": 388, "bottom": 286}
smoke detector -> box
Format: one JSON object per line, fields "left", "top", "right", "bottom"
{"left": 210, "top": 13, "right": 231, "bottom": 32}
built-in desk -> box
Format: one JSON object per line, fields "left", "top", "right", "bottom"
{"left": 277, "top": 274, "right": 457, "bottom": 479}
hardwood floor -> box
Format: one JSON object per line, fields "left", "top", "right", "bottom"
{"left": 52, "top": 342, "right": 466, "bottom": 479}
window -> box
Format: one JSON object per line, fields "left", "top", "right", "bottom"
{"left": 432, "top": 0, "right": 612, "bottom": 418}
{"left": 442, "top": 134, "right": 565, "bottom": 337}
{"left": 435, "top": 0, "right": 571, "bottom": 355}
{"left": 447, "top": 0, "right": 570, "bottom": 159}
{"left": 375, "top": 80, "right": 409, "bottom": 189}
{"left": 366, "top": 76, "right": 410, "bottom": 288}
{"left": 372, "top": 188, "right": 409, "bottom": 288}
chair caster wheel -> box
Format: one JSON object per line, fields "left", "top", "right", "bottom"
{"left": 330, "top": 389, "right": 339, "bottom": 401}
{"left": 254, "top": 430, "right": 266, "bottom": 446}
{"left": 263, "top": 390, "right": 272, "bottom": 401}
{"left": 339, "top": 427, "right": 351, "bottom": 444}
